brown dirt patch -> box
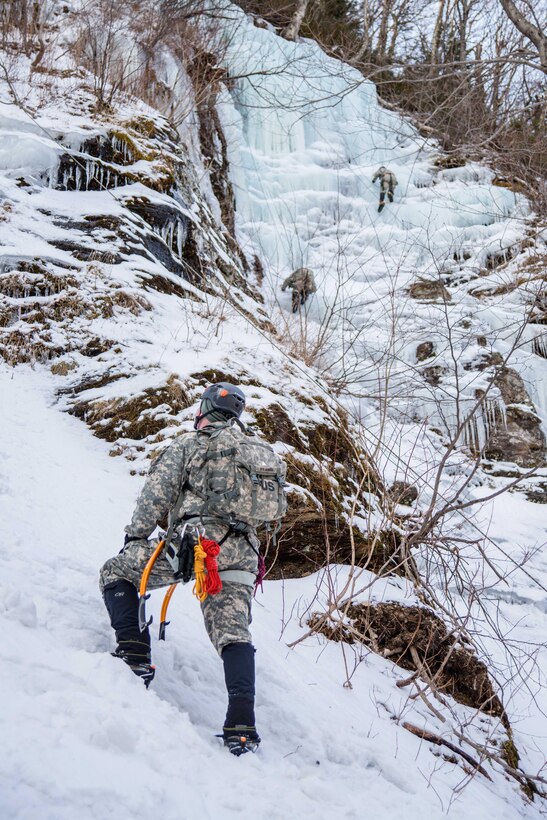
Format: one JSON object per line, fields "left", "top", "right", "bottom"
{"left": 409, "top": 280, "right": 451, "bottom": 302}
{"left": 252, "top": 403, "right": 394, "bottom": 579}
{"left": 311, "top": 601, "right": 506, "bottom": 721}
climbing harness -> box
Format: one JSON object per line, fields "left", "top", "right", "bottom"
{"left": 216, "top": 521, "right": 269, "bottom": 596}
{"left": 138, "top": 525, "right": 227, "bottom": 639}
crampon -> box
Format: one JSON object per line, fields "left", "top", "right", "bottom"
{"left": 220, "top": 730, "right": 261, "bottom": 756}
{"left": 111, "top": 647, "right": 156, "bottom": 688}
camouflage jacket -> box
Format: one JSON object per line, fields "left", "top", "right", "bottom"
{"left": 372, "top": 168, "right": 398, "bottom": 188}
{"left": 281, "top": 267, "right": 317, "bottom": 293}
{"left": 125, "top": 422, "right": 260, "bottom": 572}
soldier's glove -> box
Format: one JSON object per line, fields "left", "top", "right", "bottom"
{"left": 281, "top": 285, "right": 286, "bottom": 291}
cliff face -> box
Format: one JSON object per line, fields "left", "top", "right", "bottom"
{"left": 0, "top": 38, "right": 385, "bottom": 582}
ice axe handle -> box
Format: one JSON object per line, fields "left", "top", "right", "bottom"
{"left": 138, "top": 593, "right": 152, "bottom": 632}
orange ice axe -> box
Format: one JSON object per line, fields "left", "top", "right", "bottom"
{"left": 138, "top": 539, "right": 166, "bottom": 632}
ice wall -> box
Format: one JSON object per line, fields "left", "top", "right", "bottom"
{"left": 217, "top": 7, "right": 545, "bottom": 438}
{"left": 218, "top": 10, "right": 517, "bottom": 269}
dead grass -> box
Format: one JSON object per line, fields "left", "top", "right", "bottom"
{"left": 0, "top": 329, "right": 68, "bottom": 365}
{"left": 69, "top": 374, "right": 191, "bottom": 442}
{"left": 97, "top": 290, "right": 152, "bottom": 318}
{"left": 51, "top": 360, "right": 77, "bottom": 376}
{"left": 250, "top": 402, "right": 392, "bottom": 579}
{"left": 0, "top": 269, "right": 78, "bottom": 298}
{"left": 310, "top": 601, "right": 506, "bottom": 720}
{"left": 409, "top": 280, "right": 451, "bottom": 302}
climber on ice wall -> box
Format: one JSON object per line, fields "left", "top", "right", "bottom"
{"left": 372, "top": 166, "right": 398, "bottom": 213}
{"left": 99, "top": 382, "right": 287, "bottom": 755}
{"left": 281, "top": 267, "right": 317, "bottom": 312}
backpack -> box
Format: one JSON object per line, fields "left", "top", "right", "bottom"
{"left": 183, "top": 423, "right": 287, "bottom": 530}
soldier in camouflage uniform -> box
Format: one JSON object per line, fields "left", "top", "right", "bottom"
{"left": 100, "top": 383, "right": 265, "bottom": 755}
{"left": 281, "top": 267, "right": 317, "bottom": 313}
{"left": 372, "top": 166, "right": 398, "bottom": 212}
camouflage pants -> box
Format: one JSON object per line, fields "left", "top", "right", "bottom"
{"left": 99, "top": 537, "right": 254, "bottom": 655}
{"left": 379, "top": 179, "right": 394, "bottom": 204}
{"left": 291, "top": 288, "right": 309, "bottom": 312}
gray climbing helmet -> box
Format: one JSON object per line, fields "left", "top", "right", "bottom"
{"left": 194, "top": 382, "right": 246, "bottom": 428}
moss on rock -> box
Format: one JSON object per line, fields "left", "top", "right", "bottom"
{"left": 250, "top": 401, "right": 393, "bottom": 579}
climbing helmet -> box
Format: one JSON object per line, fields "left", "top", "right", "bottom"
{"left": 195, "top": 382, "right": 246, "bottom": 428}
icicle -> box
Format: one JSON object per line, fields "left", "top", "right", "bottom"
{"left": 532, "top": 334, "right": 547, "bottom": 359}
{"left": 462, "top": 417, "right": 469, "bottom": 448}
{"left": 176, "top": 221, "right": 183, "bottom": 258}
{"left": 499, "top": 400, "right": 507, "bottom": 429}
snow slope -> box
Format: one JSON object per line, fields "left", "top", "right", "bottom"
{"left": 1, "top": 367, "right": 541, "bottom": 820}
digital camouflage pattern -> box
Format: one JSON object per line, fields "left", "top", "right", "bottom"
{"left": 372, "top": 167, "right": 398, "bottom": 191}
{"left": 99, "top": 420, "right": 264, "bottom": 654}
{"left": 187, "top": 424, "right": 287, "bottom": 528}
{"left": 201, "top": 582, "right": 253, "bottom": 651}
{"left": 100, "top": 537, "right": 254, "bottom": 653}
{"left": 281, "top": 267, "right": 317, "bottom": 295}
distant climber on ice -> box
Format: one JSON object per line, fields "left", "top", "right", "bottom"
{"left": 372, "top": 166, "right": 398, "bottom": 213}
{"left": 281, "top": 267, "right": 317, "bottom": 313}
{"left": 99, "top": 382, "right": 287, "bottom": 756}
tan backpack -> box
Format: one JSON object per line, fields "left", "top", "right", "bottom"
{"left": 184, "top": 423, "right": 287, "bottom": 530}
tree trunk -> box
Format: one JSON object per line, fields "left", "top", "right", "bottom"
{"left": 430, "top": 0, "right": 446, "bottom": 64}
{"left": 459, "top": 1, "right": 468, "bottom": 64}
{"left": 489, "top": 26, "right": 505, "bottom": 120}
{"left": 282, "top": 0, "right": 312, "bottom": 42}
{"left": 498, "top": 0, "right": 547, "bottom": 73}
{"left": 376, "top": 0, "right": 394, "bottom": 64}
{"left": 354, "top": 1, "right": 372, "bottom": 62}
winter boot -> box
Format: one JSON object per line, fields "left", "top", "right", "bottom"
{"left": 103, "top": 580, "right": 155, "bottom": 687}
{"left": 377, "top": 202, "right": 385, "bottom": 213}
{"left": 111, "top": 641, "right": 156, "bottom": 688}
{"left": 387, "top": 188, "right": 394, "bottom": 203}
{"left": 221, "top": 642, "right": 259, "bottom": 754}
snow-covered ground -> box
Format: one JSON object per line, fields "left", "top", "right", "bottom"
{"left": 1, "top": 368, "right": 542, "bottom": 820}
